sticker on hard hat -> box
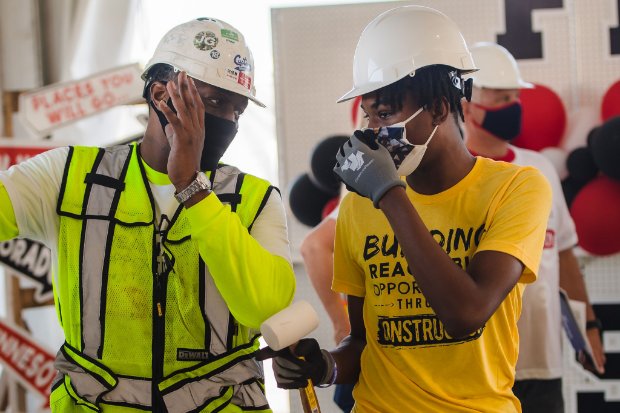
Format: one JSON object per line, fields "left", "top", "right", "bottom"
{"left": 224, "top": 68, "right": 252, "bottom": 91}
{"left": 210, "top": 50, "right": 220, "bottom": 59}
{"left": 221, "top": 29, "right": 239, "bottom": 43}
{"left": 193, "top": 31, "right": 218, "bottom": 51}
{"left": 238, "top": 72, "right": 252, "bottom": 90}
{"left": 234, "top": 55, "right": 251, "bottom": 72}
{"left": 225, "top": 68, "right": 240, "bottom": 82}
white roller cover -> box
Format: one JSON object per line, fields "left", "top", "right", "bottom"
{"left": 260, "top": 300, "right": 319, "bottom": 351}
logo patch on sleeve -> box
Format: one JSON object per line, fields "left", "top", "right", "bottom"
{"left": 544, "top": 229, "right": 555, "bottom": 249}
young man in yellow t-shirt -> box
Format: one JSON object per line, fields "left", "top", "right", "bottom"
{"left": 270, "top": 6, "right": 551, "bottom": 412}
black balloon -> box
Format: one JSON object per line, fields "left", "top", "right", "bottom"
{"left": 566, "top": 147, "right": 598, "bottom": 185}
{"left": 561, "top": 176, "right": 585, "bottom": 208}
{"left": 590, "top": 116, "right": 620, "bottom": 180}
{"left": 309, "top": 135, "right": 349, "bottom": 195}
{"left": 288, "top": 173, "right": 336, "bottom": 227}
{"left": 586, "top": 126, "right": 600, "bottom": 149}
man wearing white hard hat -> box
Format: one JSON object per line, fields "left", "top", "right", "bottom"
{"left": 269, "top": 6, "right": 552, "bottom": 412}
{"left": 0, "top": 18, "right": 295, "bottom": 412}
{"left": 462, "top": 41, "right": 606, "bottom": 413}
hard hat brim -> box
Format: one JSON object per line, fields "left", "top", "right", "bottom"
{"left": 337, "top": 85, "right": 378, "bottom": 103}
{"left": 142, "top": 61, "right": 266, "bottom": 108}
{"left": 248, "top": 95, "right": 266, "bottom": 108}
{"left": 337, "top": 80, "right": 401, "bottom": 103}
{"left": 519, "top": 80, "right": 535, "bottom": 89}
{"left": 337, "top": 66, "right": 479, "bottom": 103}
{"left": 472, "top": 80, "right": 535, "bottom": 90}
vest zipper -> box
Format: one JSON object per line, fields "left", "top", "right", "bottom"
{"left": 152, "top": 222, "right": 171, "bottom": 412}
{"left": 152, "top": 270, "right": 169, "bottom": 412}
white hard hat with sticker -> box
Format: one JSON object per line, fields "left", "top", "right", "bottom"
{"left": 143, "top": 17, "right": 265, "bottom": 107}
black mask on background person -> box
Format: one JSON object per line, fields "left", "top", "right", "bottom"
{"left": 473, "top": 101, "right": 522, "bottom": 141}
{"left": 150, "top": 99, "right": 238, "bottom": 172}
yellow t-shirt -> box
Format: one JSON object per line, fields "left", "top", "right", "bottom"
{"left": 333, "top": 157, "right": 551, "bottom": 413}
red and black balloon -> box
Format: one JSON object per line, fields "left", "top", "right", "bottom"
{"left": 288, "top": 135, "right": 347, "bottom": 227}
{"left": 565, "top": 115, "right": 620, "bottom": 255}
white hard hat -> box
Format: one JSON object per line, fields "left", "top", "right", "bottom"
{"left": 143, "top": 18, "right": 265, "bottom": 107}
{"left": 468, "top": 42, "right": 533, "bottom": 89}
{"left": 337, "top": 5, "right": 477, "bottom": 103}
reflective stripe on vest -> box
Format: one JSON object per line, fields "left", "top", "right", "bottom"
{"left": 160, "top": 335, "right": 268, "bottom": 413}
{"left": 81, "top": 145, "right": 132, "bottom": 358}
{"left": 55, "top": 145, "right": 273, "bottom": 411}
{"left": 55, "top": 338, "right": 269, "bottom": 411}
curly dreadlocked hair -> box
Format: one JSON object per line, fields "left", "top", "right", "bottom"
{"left": 370, "top": 64, "right": 472, "bottom": 125}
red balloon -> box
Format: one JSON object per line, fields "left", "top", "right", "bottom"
{"left": 512, "top": 83, "right": 566, "bottom": 151}
{"left": 570, "top": 176, "right": 620, "bottom": 255}
{"left": 601, "top": 79, "right": 620, "bottom": 122}
{"left": 321, "top": 196, "right": 340, "bottom": 220}
{"left": 350, "top": 95, "right": 363, "bottom": 129}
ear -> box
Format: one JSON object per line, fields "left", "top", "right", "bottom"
{"left": 430, "top": 96, "right": 450, "bottom": 125}
{"left": 148, "top": 81, "right": 169, "bottom": 104}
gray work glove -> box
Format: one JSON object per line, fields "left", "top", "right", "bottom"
{"left": 333, "top": 129, "right": 406, "bottom": 207}
{"left": 266, "top": 339, "right": 336, "bottom": 390}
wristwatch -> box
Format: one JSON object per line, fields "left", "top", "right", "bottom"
{"left": 174, "top": 172, "right": 211, "bottom": 204}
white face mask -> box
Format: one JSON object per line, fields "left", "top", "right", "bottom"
{"left": 369, "top": 107, "right": 438, "bottom": 176}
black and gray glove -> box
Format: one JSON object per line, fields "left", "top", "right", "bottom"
{"left": 334, "top": 129, "right": 405, "bottom": 207}
{"left": 270, "top": 338, "right": 336, "bottom": 389}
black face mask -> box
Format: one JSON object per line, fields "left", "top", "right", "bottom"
{"left": 474, "top": 101, "right": 522, "bottom": 141}
{"left": 150, "top": 99, "right": 238, "bottom": 172}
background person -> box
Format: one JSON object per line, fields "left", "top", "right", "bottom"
{"left": 462, "top": 41, "right": 606, "bottom": 413}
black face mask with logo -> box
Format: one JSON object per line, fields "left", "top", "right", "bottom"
{"left": 150, "top": 99, "right": 238, "bottom": 172}
{"left": 475, "top": 101, "right": 523, "bottom": 141}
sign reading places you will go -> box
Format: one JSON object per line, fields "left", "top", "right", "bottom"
{"left": 18, "top": 63, "right": 144, "bottom": 135}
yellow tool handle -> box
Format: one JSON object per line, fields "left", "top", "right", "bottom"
{"left": 299, "top": 378, "right": 321, "bottom": 413}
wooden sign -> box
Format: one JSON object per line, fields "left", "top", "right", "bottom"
{"left": 18, "top": 63, "right": 144, "bottom": 135}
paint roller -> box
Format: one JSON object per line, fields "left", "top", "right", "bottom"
{"left": 256, "top": 300, "right": 322, "bottom": 413}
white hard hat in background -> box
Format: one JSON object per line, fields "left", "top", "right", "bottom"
{"left": 467, "top": 42, "right": 533, "bottom": 90}
{"left": 338, "top": 5, "right": 477, "bottom": 103}
{"left": 143, "top": 17, "right": 265, "bottom": 107}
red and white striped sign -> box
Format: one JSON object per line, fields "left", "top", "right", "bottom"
{"left": 0, "top": 318, "right": 56, "bottom": 405}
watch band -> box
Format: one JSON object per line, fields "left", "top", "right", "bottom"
{"left": 174, "top": 172, "right": 211, "bottom": 204}
{"left": 586, "top": 318, "right": 603, "bottom": 331}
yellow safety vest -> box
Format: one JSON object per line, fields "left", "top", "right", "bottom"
{"left": 51, "top": 144, "right": 274, "bottom": 412}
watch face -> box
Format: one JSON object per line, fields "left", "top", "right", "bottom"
{"left": 175, "top": 172, "right": 211, "bottom": 203}
{"left": 196, "top": 172, "right": 212, "bottom": 190}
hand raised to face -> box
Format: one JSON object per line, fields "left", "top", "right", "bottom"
{"left": 157, "top": 71, "right": 206, "bottom": 191}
